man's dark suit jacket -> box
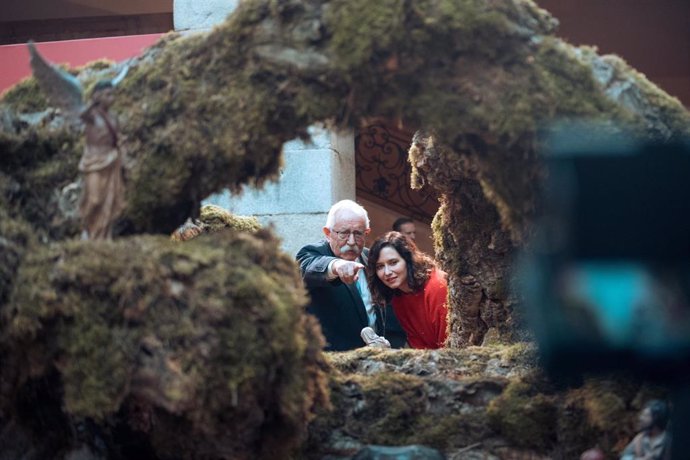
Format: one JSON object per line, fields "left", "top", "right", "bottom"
{"left": 296, "top": 240, "right": 406, "bottom": 351}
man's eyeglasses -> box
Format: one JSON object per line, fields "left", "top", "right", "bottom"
{"left": 332, "top": 229, "right": 366, "bottom": 241}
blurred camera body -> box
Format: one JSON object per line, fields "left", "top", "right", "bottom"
{"left": 518, "top": 123, "right": 690, "bottom": 381}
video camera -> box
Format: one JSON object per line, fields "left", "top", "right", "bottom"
{"left": 517, "top": 122, "right": 690, "bottom": 382}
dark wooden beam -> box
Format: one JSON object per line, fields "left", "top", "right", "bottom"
{"left": 0, "top": 13, "right": 173, "bottom": 45}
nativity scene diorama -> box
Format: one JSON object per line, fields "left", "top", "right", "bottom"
{"left": 0, "top": 1, "right": 689, "bottom": 459}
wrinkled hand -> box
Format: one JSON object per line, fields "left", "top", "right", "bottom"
{"left": 332, "top": 259, "right": 366, "bottom": 284}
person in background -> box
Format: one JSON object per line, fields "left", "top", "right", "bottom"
{"left": 620, "top": 399, "right": 671, "bottom": 460}
{"left": 392, "top": 217, "right": 416, "bottom": 244}
{"left": 297, "top": 200, "right": 405, "bottom": 351}
{"left": 367, "top": 231, "right": 448, "bottom": 349}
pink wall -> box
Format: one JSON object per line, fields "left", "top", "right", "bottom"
{"left": 0, "top": 34, "right": 164, "bottom": 95}
{"left": 537, "top": 0, "right": 690, "bottom": 107}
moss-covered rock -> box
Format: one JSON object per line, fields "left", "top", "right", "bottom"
{"left": 0, "top": 108, "right": 81, "bottom": 240}
{"left": 170, "top": 205, "right": 260, "bottom": 241}
{"left": 305, "top": 348, "right": 509, "bottom": 458}
{"left": 2, "top": 229, "right": 327, "bottom": 459}
{"left": 304, "top": 346, "right": 663, "bottom": 459}
{"left": 0, "top": 78, "right": 50, "bottom": 114}
{"left": 4, "top": 0, "right": 686, "bottom": 241}
{"left": 0, "top": 209, "right": 35, "bottom": 306}
{"left": 198, "top": 204, "right": 261, "bottom": 233}
{"left": 487, "top": 379, "right": 558, "bottom": 450}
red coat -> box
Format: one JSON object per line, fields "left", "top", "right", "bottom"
{"left": 391, "top": 268, "right": 449, "bottom": 349}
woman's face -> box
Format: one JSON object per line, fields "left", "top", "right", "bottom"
{"left": 375, "top": 246, "right": 411, "bottom": 292}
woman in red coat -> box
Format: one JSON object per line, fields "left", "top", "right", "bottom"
{"left": 367, "top": 231, "right": 449, "bottom": 349}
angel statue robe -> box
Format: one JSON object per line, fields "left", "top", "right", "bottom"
{"left": 78, "top": 104, "right": 125, "bottom": 240}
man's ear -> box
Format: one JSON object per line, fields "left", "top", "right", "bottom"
{"left": 365, "top": 228, "right": 371, "bottom": 235}
{"left": 323, "top": 227, "right": 331, "bottom": 238}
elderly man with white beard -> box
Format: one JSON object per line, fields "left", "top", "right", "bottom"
{"left": 297, "top": 200, "right": 403, "bottom": 351}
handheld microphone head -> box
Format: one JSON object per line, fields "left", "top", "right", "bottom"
{"left": 360, "top": 327, "right": 378, "bottom": 344}
{"left": 361, "top": 327, "right": 391, "bottom": 348}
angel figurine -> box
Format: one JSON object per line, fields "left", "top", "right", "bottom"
{"left": 28, "top": 41, "right": 128, "bottom": 240}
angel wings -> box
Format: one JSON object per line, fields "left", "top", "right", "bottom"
{"left": 28, "top": 41, "right": 129, "bottom": 240}
{"left": 27, "top": 40, "right": 128, "bottom": 122}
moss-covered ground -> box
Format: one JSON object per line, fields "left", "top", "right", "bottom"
{"left": 1, "top": 229, "right": 328, "bottom": 459}
{"left": 302, "top": 345, "right": 666, "bottom": 459}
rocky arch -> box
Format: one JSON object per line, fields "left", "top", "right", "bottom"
{"left": 7, "top": 0, "right": 687, "bottom": 343}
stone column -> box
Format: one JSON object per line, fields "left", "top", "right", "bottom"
{"left": 205, "top": 128, "right": 356, "bottom": 256}
{"left": 173, "top": 0, "right": 239, "bottom": 32}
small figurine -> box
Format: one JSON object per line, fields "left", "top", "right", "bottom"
{"left": 170, "top": 219, "right": 205, "bottom": 242}
{"left": 28, "top": 41, "right": 128, "bottom": 240}
{"left": 620, "top": 399, "right": 670, "bottom": 460}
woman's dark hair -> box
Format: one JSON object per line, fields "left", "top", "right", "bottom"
{"left": 645, "top": 399, "right": 670, "bottom": 431}
{"left": 366, "top": 231, "right": 435, "bottom": 306}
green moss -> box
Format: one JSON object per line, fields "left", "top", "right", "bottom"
{"left": 109, "top": 30, "right": 298, "bottom": 233}
{"left": 57, "top": 303, "right": 133, "bottom": 417}
{"left": 26, "top": 143, "right": 80, "bottom": 188}
{"left": 5, "top": 230, "right": 328, "bottom": 456}
{"left": 326, "top": 343, "right": 537, "bottom": 379}
{"left": 533, "top": 38, "right": 627, "bottom": 120}
{"left": 325, "top": 0, "right": 408, "bottom": 71}
{"left": 0, "top": 110, "right": 81, "bottom": 240}
{"left": 0, "top": 78, "right": 49, "bottom": 113}
{"left": 0, "top": 122, "right": 77, "bottom": 175}
{"left": 499, "top": 342, "right": 537, "bottom": 364}
{"left": 412, "top": 414, "right": 480, "bottom": 447}
{"left": 566, "top": 377, "right": 641, "bottom": 434}
{"left": 325, "top": 347, "right": 418, "bottom": 373}
{"left": 335, "top": 372, "right": 454, "bottom": 447}
{"left": 0, "top": 210, "right": 35, "bottom": 306}
{"left": 487, "top": 380, "right": 557, "bottom": 450}
{"left": 1, "top": 2, "right": 687, "bottom": 457}
{"left": 199, "top": 204, "right": 261, "bottom": 233}
{"left": 554, "top": 399, "right": 601, "bottom": 460}
{"left": 325, "top": 0, "right": 531, "bottom": 74}
{"left": 556, "top": 376, "right": 661, "bottom": 457}
{"left": 2, "top": 0, "right": 686, "bottom": 241}
{"left": 581, "top": 381, "right": 627, "bottom": 432}
{"left": 4, "top": 0, "right": 681, "bottom": 241}
{"left": 305, "top": 347, "right": 540, "bottom": 454}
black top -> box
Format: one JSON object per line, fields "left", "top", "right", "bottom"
{"left": 296, "top": 240, "right": 407, "bottom": 351}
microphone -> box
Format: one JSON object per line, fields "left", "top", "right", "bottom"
{"left": 360, "top": 327, "right": 391, "bottom": 348}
